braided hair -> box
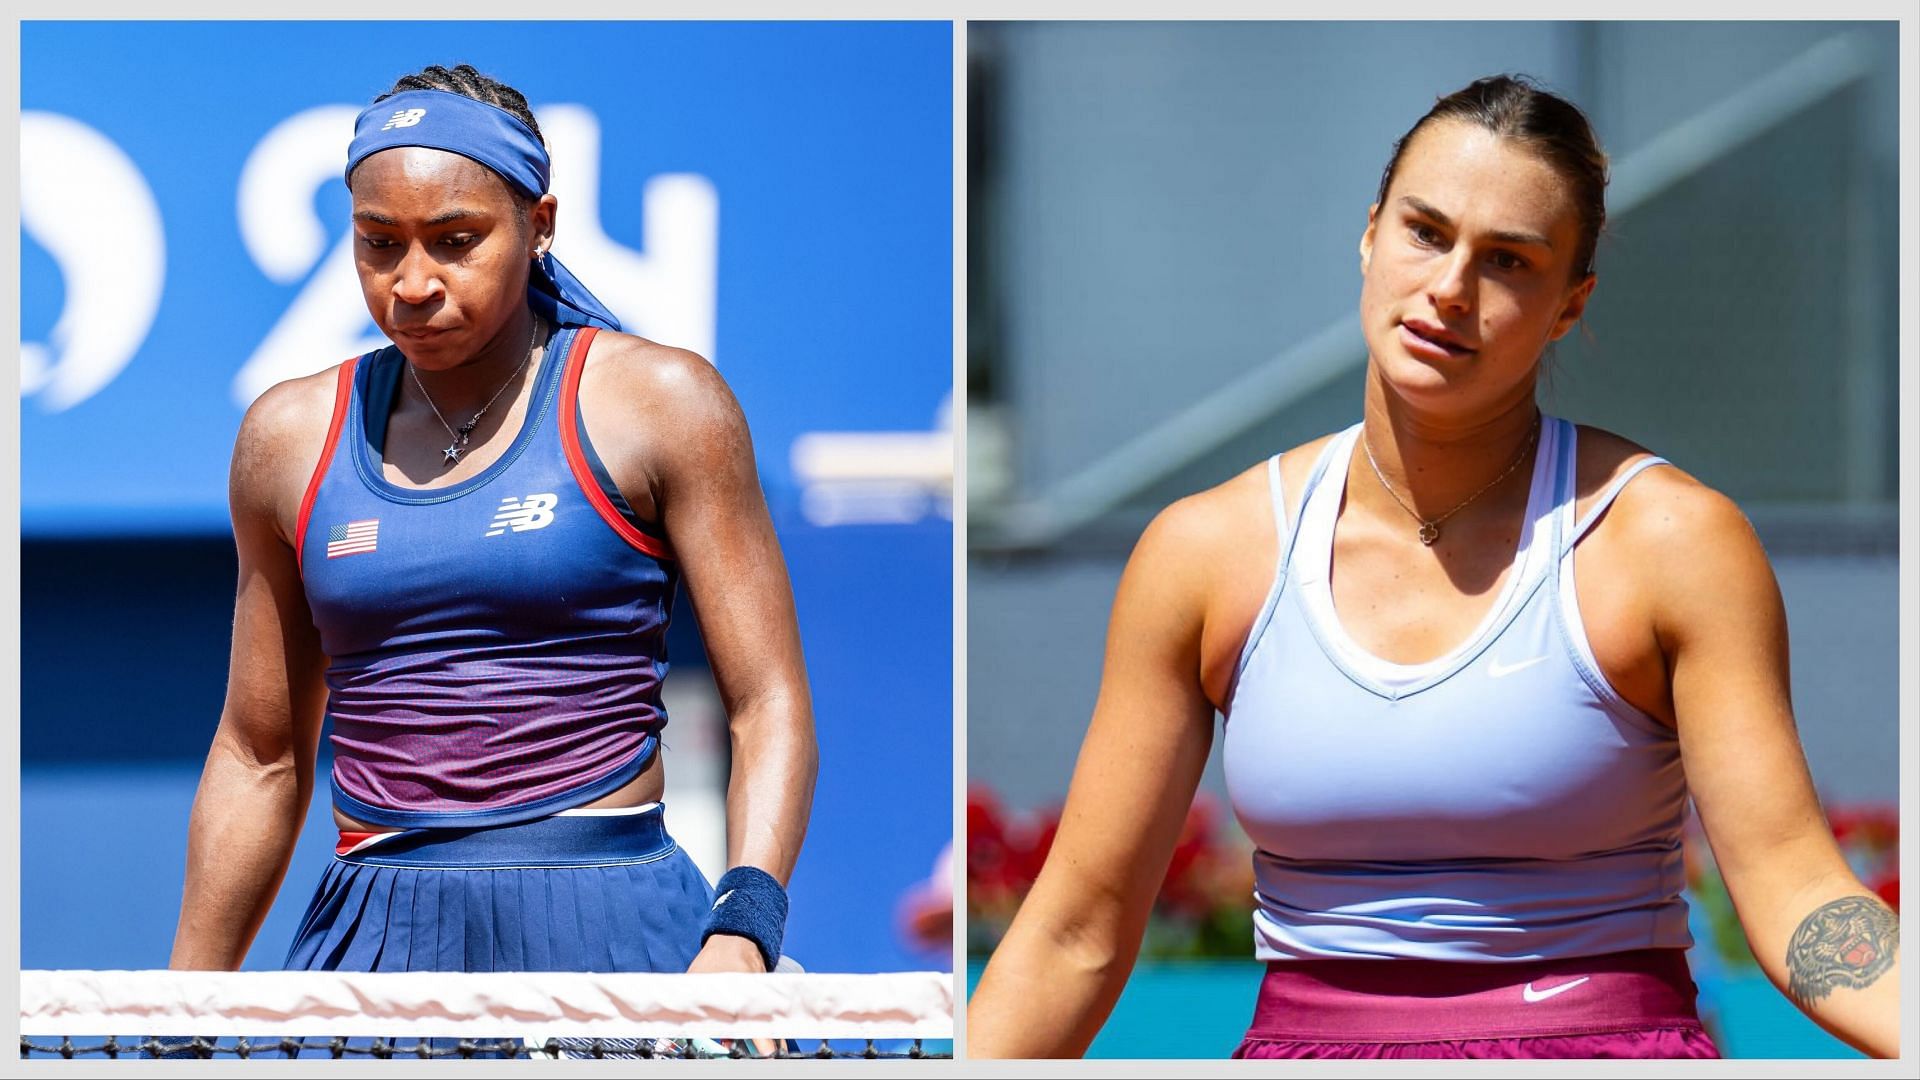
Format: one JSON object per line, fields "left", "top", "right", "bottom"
{"left": 375, "top": 63, "right": 544, "bottom": 144}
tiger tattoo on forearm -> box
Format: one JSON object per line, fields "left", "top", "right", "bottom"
{"left": 1785, "top": 895, "right": 1898, "bottom": 1007}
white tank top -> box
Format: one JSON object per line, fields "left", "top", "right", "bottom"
{"left": 1222, "top": 416, "right": 1692, "bottom": 962}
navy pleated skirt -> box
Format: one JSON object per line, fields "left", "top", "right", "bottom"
{"left": 285, "top": 805, "right": 713, "bottom": 973}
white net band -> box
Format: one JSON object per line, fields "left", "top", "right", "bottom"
{"left": 20, "top": 970, "right": 952, "bottom": 1040}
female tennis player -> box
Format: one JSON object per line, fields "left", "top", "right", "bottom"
{"left": 169, "top": 64, "right": 815, "bottom": 979}
{"left": 969, "top": 75, "right": 1899, "bottom": 1059}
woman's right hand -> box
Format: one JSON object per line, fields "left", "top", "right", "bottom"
{"left": 168, "top": 369, "right": 335, "bottom": 970}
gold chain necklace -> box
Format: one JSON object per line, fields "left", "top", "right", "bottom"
{"left": 1360, "top": 414, "right": 1541, "bottom": 546}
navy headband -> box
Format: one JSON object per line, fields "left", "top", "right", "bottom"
{"left": 346, "top": 88, "right": 620, "bottom": 331}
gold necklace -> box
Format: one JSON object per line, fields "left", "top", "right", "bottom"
{"left": 1361, "top": 414, "right": 1541, "bottom": 546}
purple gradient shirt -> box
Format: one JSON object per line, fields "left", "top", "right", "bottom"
{"left": 298, "top": 326, "right": 677, "bottom": 828}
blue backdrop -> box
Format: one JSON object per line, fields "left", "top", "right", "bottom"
{"left": 20, "top": 21, "right": 953, "bottom": 977}
{"left": 22, "top": 20, "right": 951, "bottom": 528}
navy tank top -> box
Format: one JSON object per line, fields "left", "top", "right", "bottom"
{"left": 296, "top": 325, "right": 678, "bottom": 828}
{"left": 1223, "top": 417, "right": 1692, "bottom": 961}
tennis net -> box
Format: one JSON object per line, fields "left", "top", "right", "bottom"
{"left": 20, "top": 969, "right": 953, "bottom": 1060}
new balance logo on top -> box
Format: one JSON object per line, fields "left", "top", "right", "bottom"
{"left": 487, "top": 493, "right": 558, "bottom": 536}
{"left": 381, "top": 108, "right": 427, "bottom": 131}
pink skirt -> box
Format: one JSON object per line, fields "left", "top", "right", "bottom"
{"left": 1233, "top": 949, "right": 1720, "bottom": 1059}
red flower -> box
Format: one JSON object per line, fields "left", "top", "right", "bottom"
{"left": 1160, "top": 795, "right": 1228, "bottom": 918}
{"left": 966, "top": 787, "right": 1070, "bottom": 922}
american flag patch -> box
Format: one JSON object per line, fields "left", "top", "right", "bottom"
{"left": 326, "top": 519, "right": 380, "bottom": 558}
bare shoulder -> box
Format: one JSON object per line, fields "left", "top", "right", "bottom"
{"left": 1105, "top": 466, "right": 1268, "bottom": 689}
{"left": 237, "top": 364, "right": 343, "bottom": 450}
{"left": 1576, "top": 424, "right": 1754, "bottom": 546}
{"left": 583, "top": 330, "right": 743, "bottom": 427}
{"left": 1572, "top": 424, "right": 1661, "bottom": 494}
{"left": 231, "top": 363, "right": 349, "bottom": 533}
{"left": 1148, "top": 427, "right": 1345, "bottom": 560}
{"left": 1137, "top": 461, "right": 1270, "bottom": 573}
{"left": 575, "top": 332, "right": 758, "bottom": 521}
{"left": 1574, "top": 424, "right": 1773, "bottom": 611}
{"left": 1134, "top": 445, "right": 1305, "bottom": 611}
{"left": 1140, "top": 446, "right": 1333, "bottom": 703}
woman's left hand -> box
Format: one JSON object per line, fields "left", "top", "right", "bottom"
{"left": 1623, "top": 467, "right": 1900, "bottom": 1058}
{"left": 686, "top": 934, "right": 777, "bottom": 1057}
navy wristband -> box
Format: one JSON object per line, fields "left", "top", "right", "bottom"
{"left": 701, "top": 866, "right": 788, "bottom": 972}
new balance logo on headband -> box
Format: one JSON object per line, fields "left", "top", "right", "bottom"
{"left": 381, "top": 108, "right": 427, "bottom": 131}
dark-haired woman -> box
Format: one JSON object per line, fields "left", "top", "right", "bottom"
{"left": 169, "top": 65, "right": 816, "bottom": 979}
{"left": 968, "top": 75, "right": 1898, "bottom": 1059}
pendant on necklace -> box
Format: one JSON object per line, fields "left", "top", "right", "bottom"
{"left": 443, "top": 422, "right": 476, "bottom": 467}
{"left": 1418, "top": 522, "right": 1440, "bottom": 546}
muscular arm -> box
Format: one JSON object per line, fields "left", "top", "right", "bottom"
{"left": 1639, "top": 479, "right": 1899, "bottom": 1058}
{"left": 968, "top": 497, "right": 1227, "bottom": 1058}
{"left": 169, "top": 379, "right": 333, "bottom": 969}
{"left": 591, "top": 336, "right": 816, "bottom": 972}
